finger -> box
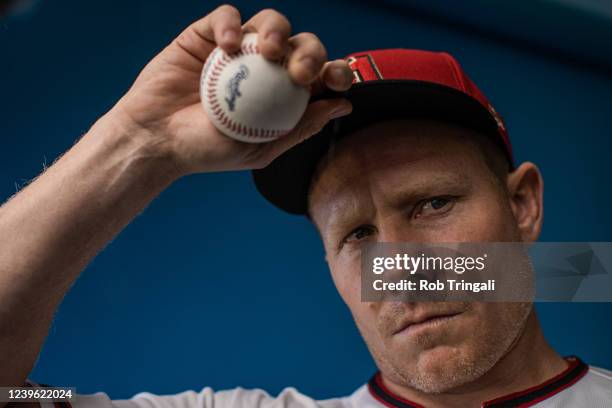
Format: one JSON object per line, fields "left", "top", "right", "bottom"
{"left": 311, "top": 59, "right": 354, "bottom": 95}
{"left": 192, "top": 5, "right": 243, "bottom": 54}
{"left": 242, "top": 9, "right": 291, "bottom": 60}
{"left": 260, "top": 98, "right": 352, "bottom": 161}
{"left": 287, "top": 32, "right": 327, "bottom": 87}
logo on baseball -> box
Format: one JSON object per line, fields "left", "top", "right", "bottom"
{"left": 200, "top": 33, "right": 310, "bottom": 143}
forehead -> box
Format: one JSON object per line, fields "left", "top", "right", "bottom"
{"left": 308, "top": 119, "right": 489, "bottom": 218}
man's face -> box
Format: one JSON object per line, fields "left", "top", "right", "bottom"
{"left": 309, "top": 119, "right": 533, "bottom": 393}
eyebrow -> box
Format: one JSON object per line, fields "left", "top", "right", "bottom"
{"left": 386, "top": 173, "right": 474, "bottom": 207}
{"left": 324, "top": 198, "right": 369, "bottom": 237}
{"left": 321, "top": 172, "right": 474, "bottom": 238}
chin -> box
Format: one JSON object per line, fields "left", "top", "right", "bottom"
{"left": 388, "top": 342, "right": 496, "bottom": 394}
{"left": 416, "top": 345, "right": 461, "bottom": 371}
{"left": 412, "top": 346, "right": 481, "bottom": 393}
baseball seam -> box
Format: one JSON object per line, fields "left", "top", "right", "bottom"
{"left": 205, "top": 42, "right": 293, "bottom": 140}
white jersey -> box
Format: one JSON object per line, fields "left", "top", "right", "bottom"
{"left": 34, "top": 357, "right": 612, "bottom": 408}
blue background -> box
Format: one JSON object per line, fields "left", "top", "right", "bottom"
{"left": 1, "top": 0, "right": 612, "bottom": 400}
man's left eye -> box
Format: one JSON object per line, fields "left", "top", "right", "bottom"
{"left": 414, "top": 197, "right": 454, "bottom": 218}
{"left": 428, "top": 198, "right": 450, "bottom": 210}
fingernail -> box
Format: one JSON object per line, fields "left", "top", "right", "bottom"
{"left": 330, "top": 103, "right": 352, "bottom": 119}
{"left": 266, "top": 31, "right": 283, "bottom": 47}
{"left": 331, "top": 66, "right": 349, "bottom": 83}
{"left": 300, "top": 57, "right": 317, "bottom": 77}
{"left": 222, "top": 29, "right": 238, "bottom": 43}
{"left": 335, "top": 67, "right": 353, "bottom": 87}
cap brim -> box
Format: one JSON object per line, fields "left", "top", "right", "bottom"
{"left": 252, "top": 80, "right": 506, "bottom": 215}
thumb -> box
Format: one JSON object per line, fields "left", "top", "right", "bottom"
{"left": 262, "top": 98, "right": 352, "bottom": 160}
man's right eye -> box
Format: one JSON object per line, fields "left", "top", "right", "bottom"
{"left": 343, "top": 226, "right": 375, "bottom": 244}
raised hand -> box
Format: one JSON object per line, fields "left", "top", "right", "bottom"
{"left": 112, "top": 5, "right": 353, "bottom": 175}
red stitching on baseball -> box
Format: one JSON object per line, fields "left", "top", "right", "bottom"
{"left": 205, "top": 39, "right": 294, "bottom": 140}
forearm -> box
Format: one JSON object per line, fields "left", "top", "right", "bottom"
{"left": 0, "top": 4, "right": 351, "bottom": 393}
{"left": 0, "top": 109, "right": 179, "bottom": 387}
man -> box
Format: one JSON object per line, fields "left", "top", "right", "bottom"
{"left": 0, "top": 5, "right": 610, "bottom": 408}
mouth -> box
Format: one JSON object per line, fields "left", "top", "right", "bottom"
{"left": 392, "top": 311, "right": 463, "bottom": 337}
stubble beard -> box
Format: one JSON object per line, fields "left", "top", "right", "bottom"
{"left": 363, "top": 301, "right": 533, "bottom": 394}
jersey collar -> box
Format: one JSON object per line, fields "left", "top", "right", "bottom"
{"left": 367, "top": 356, "right": 588, "bottom": 408}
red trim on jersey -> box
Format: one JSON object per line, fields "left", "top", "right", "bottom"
{"left": 509, "top": 370, "right": 587, "bottom": 408}
{"left": 483, "top": 356, "right": 588, "bottom": 407}
{"left": 367, "top": 356, "right": 589, "bottom": 408}
{"left": 368, "top": 373, "right": 424, "bottom": 408}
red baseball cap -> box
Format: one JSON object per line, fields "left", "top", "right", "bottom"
{"left": 253, "top": 48, "right": 514, "bottom": 215}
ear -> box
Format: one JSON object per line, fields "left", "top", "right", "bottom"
{"left": 506, "top": 162, "right": 544, "bottom": 242}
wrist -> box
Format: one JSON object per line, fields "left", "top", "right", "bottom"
{"left": 90, "top": 106, "right": 185, "bottom": 185}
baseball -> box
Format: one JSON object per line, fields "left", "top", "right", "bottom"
{"left": 200, "top": 33, "right": 310, "bottom": 143}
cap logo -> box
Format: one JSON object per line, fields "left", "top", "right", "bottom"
{"left": 346, "top": 54, "right": 383, "bottom": 83}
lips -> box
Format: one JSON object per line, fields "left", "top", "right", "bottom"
{"left": 392, "top": 311, "right": 463, "bottom": 336}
